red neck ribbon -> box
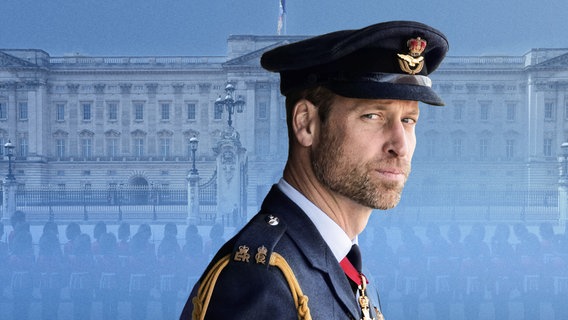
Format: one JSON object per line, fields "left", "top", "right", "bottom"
{"left": 340, "top": 257, "right": 369, "bottom": 286}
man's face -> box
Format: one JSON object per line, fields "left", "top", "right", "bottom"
{"left": 311, "top": 96, "right": 419, "bottom": 210}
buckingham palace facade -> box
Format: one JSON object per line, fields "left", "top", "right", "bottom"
{"left": 1, "top": 35, "right": 568, "bottom": 223}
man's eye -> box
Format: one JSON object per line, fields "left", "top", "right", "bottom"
{"left": 402, "top": 118, "right": 417, "bottom": 124}
{"left": 362, "top": 114, "right": 380, "bottom": 120}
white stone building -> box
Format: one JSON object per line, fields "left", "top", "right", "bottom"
{"left": 1, "top": 36, "right": 568, "bottom": 222}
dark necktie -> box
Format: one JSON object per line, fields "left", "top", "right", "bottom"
{"left": 342, "top": 244, "right": 363, "bottom": 293}
{"left": 346, "top": 244, "right": 362, "bottom": 272}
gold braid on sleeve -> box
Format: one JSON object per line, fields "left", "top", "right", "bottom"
{"left": 269, "top": 252, "right": 312, "bottom": 320}
{"left": 191, "top": 252, "right": 312, "bottom": 320}
{"left": 192, "top": 254, "right": 231, "bottom": 320}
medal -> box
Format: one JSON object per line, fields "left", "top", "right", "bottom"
{"left": 341, "top": 251, "right": 386, "bottom": 320}
{"left": 357, "top": 274, "right": 386, "bottom": 320}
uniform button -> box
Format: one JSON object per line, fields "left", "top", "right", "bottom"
{"left": 265, "top": 215, "right": 279, "bottom": 226}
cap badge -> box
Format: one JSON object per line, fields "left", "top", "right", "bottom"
{"left": 397, "top": 37, "right": 427, "bottom": 75}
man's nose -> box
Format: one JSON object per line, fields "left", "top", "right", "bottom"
{"left": 383, "top": 121, "right": 409, "bottom": 157}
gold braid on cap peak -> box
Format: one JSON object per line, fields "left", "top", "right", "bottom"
{"left": 192, "top": 252, "right": 312, "bottom": 320}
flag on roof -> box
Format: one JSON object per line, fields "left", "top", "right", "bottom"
{"left": 277, "top": 0, "right": 286, "bottom": 35}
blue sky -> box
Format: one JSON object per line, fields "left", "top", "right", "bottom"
{"left": 1, "top": 0, "right": 567, "bottom": 57}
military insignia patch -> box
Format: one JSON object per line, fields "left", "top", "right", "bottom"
{"left": 397, "top": 37, "right": 427, "bottom": 75}
{"left": 234, "top": 245, "right": 251, "bottom": 263}
{"left": 255, "top": 246, "right": 268, "bottom": 264}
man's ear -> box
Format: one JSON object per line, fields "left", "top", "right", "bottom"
{"left": 291, "top": 99, "right": 318, "bottom": 147}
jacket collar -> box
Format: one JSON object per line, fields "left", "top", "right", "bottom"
{"left": 261, "top": 185, "right": 361, "bottom": 318}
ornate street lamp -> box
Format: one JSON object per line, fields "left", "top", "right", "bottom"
{"left": 4, "top": 140, "right": 15, "bottom": 181}
{"left": 190, "top": 136, "right": 199, "bottom": 174}
{"left": 214, "top": 83, "right": 245, "bottom": 127}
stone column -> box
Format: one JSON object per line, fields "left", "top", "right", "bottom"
{"left": 558, "top": 142, "right": 568, "bottom": 229}
{"left": 213, "top": 126, "right": 247, "bottom": 226}
{"left": 1, "top": 178, "right": 17, "bottom": 224}
{"left": 187, "top": 172, "right": 200, "bottom": 225}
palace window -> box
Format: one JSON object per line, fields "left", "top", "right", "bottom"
{"left": 214, "top": 102, "right": 222, "bottom": 120}
{"left": 479, "top": 103, "right": 490, "bottom": 121}
{"left": 506, "top": 103, "right": 516, "bottom": 121}
{"left": 108, "top": 102, "right": 118, "bottom": 121}
{"left": 160, "top": 138, "right": 171, "bottom": 157}
{"left": 106, "top": 138, "right": 119, "bottom": 157}
{"left": 545, "top": 102, "right": 555, "bottom": 120}
{"left": 18, "top": 137, "right": 28, "bottom": 157}
{"left": 187, "top": 103, "right": 196, "bottom": 120}
{"left": 134, "top": 138, "right": 144, "bottom": 156}
{"left": 505, "top": 139, "right": 515, "bottom": 160}
{"left": 160, "top": 103, "right": 170, "bottom": 120}
{"left": 479, "top": 138, "right": 489, "bottom": 160}
{"left": 0, "top": 102, "right": 7, "bottom": 119}
{"left": 134, "top": 102, "right": 144, "bottom": 121}
{"left": 544, "top": 138, "right": 553, "bottom": 157}
{"left": 56, "top": 103, "right": 65, "bottom": 121}
{"left": 56, "top": 139, "right": 66, "bottom": 158}
{"left": 82, "top": 102, "right": 92, "bottom": 121}
{"left": 81, "top": 138, "right": 92, "bottom": 158}
{"left": 18, "top": 102, "right": 28, "bottom": 120}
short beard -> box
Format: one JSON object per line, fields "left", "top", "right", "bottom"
{"left": 311, "top": 124, "right": 409, "bottom": 210}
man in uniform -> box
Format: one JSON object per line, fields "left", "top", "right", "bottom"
{"left": 181, "top": 20, "right": 449, "bottom": 319}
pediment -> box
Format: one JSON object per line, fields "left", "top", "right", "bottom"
{"left": 52, "top": 129, "right": 69, "bottom": 137}
{"left": 157, "top": 129, "right": 173, "bottom": 137}
{"left": 78, "top": 129, "right": 94, "bottom": 137}
{"left": 104, "top": 129, "right": 121, "bottom": 137}
{"left": 532, "top": 52, "right": 568, "bottom": 69}
{"left": 0, "top": 51, "right": 39, "bottom": 69}
{"left": 183, "top": 129, "right": 199, "bottom": 137}
{"left": 131, "top": 129, "right": 147, "bottom": 136}
{"left": 224, "top": 40, "right": 293, "bottom": 67}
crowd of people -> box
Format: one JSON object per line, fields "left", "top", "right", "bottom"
{"left": 359, "top": 220, "right": 568, "bottom": 320}
{"left": 0, "top": 211, "right": 223, "bottom": 320}
{"left": 1, "top": 211, "right": 567, "bottom": 320}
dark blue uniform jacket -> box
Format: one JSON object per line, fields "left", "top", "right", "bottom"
{"left": 180, "top": 185, "right": 366, "bottom": 319}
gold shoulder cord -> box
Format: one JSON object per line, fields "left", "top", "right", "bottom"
{"left": 191, "top": 252, "right": 312, "bottom": 320}
{"left": 270, "top": 252, "right": 312, "bottom": 320}
{"left": 192, "top": 254, "right": 231, "bottom": 320}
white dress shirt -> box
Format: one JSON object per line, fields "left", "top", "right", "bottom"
{"left": 277, "top": 178, "right": 356, "bottom": 262}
